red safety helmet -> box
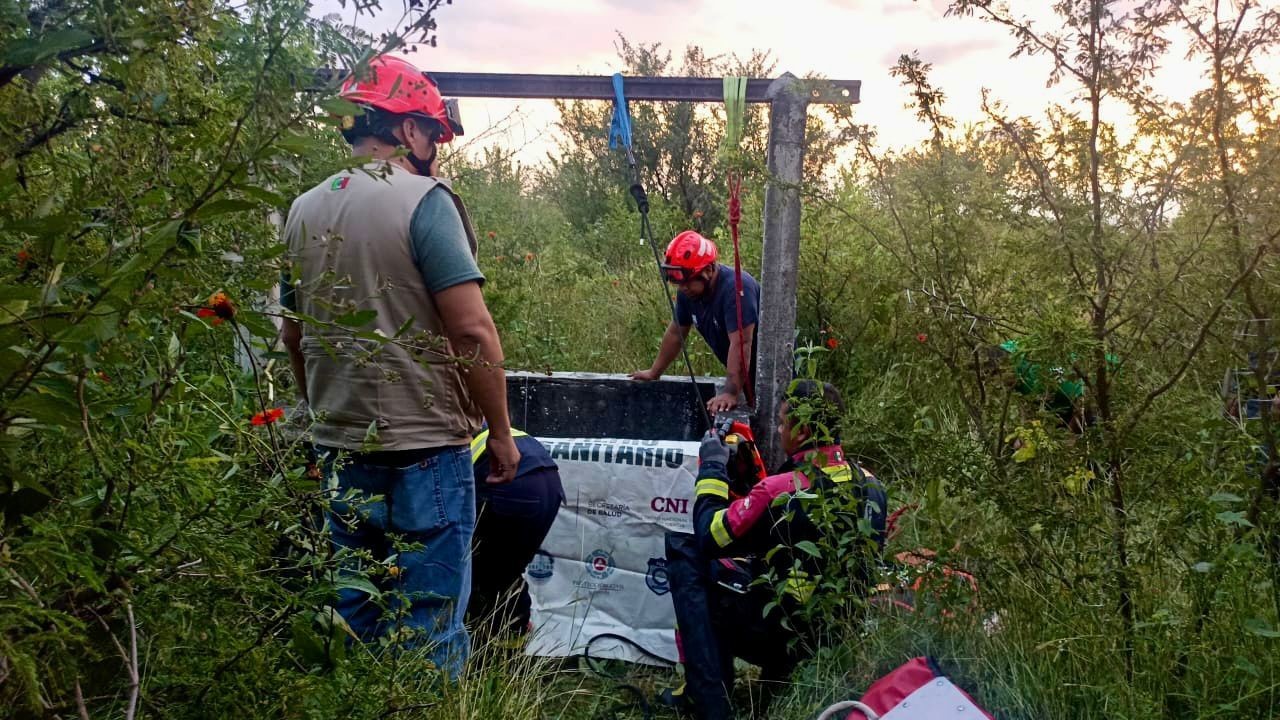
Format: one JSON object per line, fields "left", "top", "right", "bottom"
{"left": 340, "top": 54, "right": 463, "bottom": 143}
{"left": 662, "top": 230, "right": 718, "bottom": 283}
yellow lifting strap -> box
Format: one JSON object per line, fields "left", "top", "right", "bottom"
{"left": 721, "top": 76, "right": 747, "bottom": 155}
{"left": 470, "top": 427, "right": 529, "bottom": 464}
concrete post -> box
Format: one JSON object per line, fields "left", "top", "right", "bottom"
{"left": 754, "top": 73, "right": 808, "bottom": 469}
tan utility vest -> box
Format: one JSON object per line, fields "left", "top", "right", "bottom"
{"left": 284, "top": 161, "right": 483, "bottom": 451}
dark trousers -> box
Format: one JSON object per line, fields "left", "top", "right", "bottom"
{"left": 469, "top": 467, "right": 563, "bottom": 632}
{"left": 665, "top": 533, "right": 806, "bottom": 720}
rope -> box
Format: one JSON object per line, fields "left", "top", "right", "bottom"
{"left": 816, "top": 700, "right": 879, "bottom": 720}
{"left": 611, "top": 73, "right": 713, "bottom": 432}
{"left": 584, "top": 633, "right": 668, "bottom": 720}
{"left": 634, "top": 184, "right": 713, "bottom": 431}
{"left": 584, "top": 632, "right": 674, "bottom": 672}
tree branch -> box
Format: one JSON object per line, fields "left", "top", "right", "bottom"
{"left": 1121, "top": 241, "right": 1273, "bottom": 438}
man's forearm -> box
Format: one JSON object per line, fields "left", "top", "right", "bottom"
{"left": 282, "top": 319, "right": 308, "bottom": 403}
{"left": 289, "top": 350, "right": 308, "bottom": 403}
{"left": 433, "top": 282, "right": 512, "bottom": 436}
{"left": 651, "top": 325, "right": 685, "bottom": 374}
{"left": 454, "top": 325, "right": 512, "bottom": 436}
{"left": 722, "top": 344, "right": 744, "bottom": 396}
{"left": 723, "top": 331, "right": 753, "bottom": 397}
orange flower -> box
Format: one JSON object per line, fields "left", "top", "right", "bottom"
{"left": 523, "top": 252, "right": 536, "bottom": 262}
{"left": 197, "top": 292, "right": 236, "bottom": 326}
{"left": 208, "top": 292, "right": 235, "bottom": 320}
{"left": 250, "top": 407, "right": 285, "bottom": 426}
{"left": 486, "top": 231, "right": 496, "bottom": 240}
{"left": 916, "top": 333, "right": 928, "bottom": 343}
{"left": 826, "top": 337, "right": 839, "bottom": 349}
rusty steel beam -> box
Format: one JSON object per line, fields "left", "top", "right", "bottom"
{"left": 313, "top": 69, "right": 860, "bottom": 104}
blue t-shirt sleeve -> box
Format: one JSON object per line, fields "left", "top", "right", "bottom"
{"left": 722, "top": 271, "right": 760, "bottom": 333}
{"left": 674, "top": 293, "right": 693, "bottom": 327}
{"left": 409, "top": 187, "right": 485, "bottom": 293}
{"left": 279, "top": 270, "right": 296, "bottom": 312}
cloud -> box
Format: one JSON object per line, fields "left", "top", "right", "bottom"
{"left": 308, "top": 0, "right": 1245, "bottom": 163}
{"left": 922, "top": 34, "right": 1002, "bottom": 64}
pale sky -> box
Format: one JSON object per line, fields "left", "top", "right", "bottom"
{"left": 316, "top": 0, "right": 1272, "bottom": 166}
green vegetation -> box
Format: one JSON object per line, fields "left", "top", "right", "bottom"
{"left": 2, "top": 0, "right": 1278, "bottom": 718}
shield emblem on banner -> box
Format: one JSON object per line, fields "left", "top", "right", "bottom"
{"left": 646, "top": 557, "right": 670, "bottom": 595}
{"left": 585, "top": 549, "right": 615, "bottom": 579}
{"left": 527, "top": 550, "right": 554, "bottom": 583}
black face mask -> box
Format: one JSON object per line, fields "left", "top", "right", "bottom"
{"left": 406, "top": 141, "right": 436, "bottom": 176}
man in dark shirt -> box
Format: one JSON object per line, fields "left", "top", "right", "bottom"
{"left": 631, "top": 230, "right": 760, "bottom": 413}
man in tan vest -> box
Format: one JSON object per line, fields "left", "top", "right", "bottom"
{"left": 280, "top": 54, "right": 517, "bottom": 677}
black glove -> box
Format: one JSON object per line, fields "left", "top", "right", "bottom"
{"left": 699, "top": 430, "right": 730, "bottom": 468}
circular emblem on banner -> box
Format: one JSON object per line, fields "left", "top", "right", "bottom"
{"left": 646, "top": 557, "right": 670, "bottom": 595}
{"left": 527, "top": 550, "right": 554, "bottom": 583}
{"left": 585, "top": 549, "right": 615, "bottom": 579}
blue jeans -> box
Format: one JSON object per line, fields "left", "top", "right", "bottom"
{"left": 322, "top": 445, "right": 475, "bottom": 677}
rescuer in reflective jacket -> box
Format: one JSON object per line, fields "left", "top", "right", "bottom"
{"left": 468, "top": 425, "right": 564, "bottom": 634}
{"left": 664, "top": 380, "right": 888, "bottom": 720}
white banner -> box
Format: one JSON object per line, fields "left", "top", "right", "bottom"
{"left": 523, "top": 437, "right": 700, "bottom": 665}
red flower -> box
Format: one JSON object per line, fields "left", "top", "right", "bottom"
{"left": 250, "top": 407, "right": 285, "bottom": 426}
{"left": 97, "top": 371, "right": 110, "bottom": 383}
{"left": 196, "top": 307, "right": 222, "bottom": 325}
{"left": 16, "top": 249, "right": 31, "bottom": 267}
{"left": 916, "top": 333, "right": 928, "bottom": 343}
{"left": 826, "top": 337, "right": 839, "bottom": 349}
{"left": 197, "top": 292, "right": 236, "bottom": 326}
{"left": 486, "top": 231, "right": 496, "bottom": 239}
{"left": 524, "top": 252, "right": 536, "bottom": 262}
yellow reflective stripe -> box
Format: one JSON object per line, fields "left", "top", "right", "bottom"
{"left": 710, "top": 510, "right": 733, "bottom": 548}
{"left": 470, "top": 427, "right": 528, "bottom": 464}
{"left": 821, "top": 465, "right": 853, "bottom": 484}
{"left": 470, "top": 430, "right": 490, "bottom": 463}
{"left": 695, "top": 478, "right": 729, "bottom": 500}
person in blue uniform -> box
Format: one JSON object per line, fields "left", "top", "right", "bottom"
{"left": 468, "top": 425, "right": 564, "bottom": 634}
